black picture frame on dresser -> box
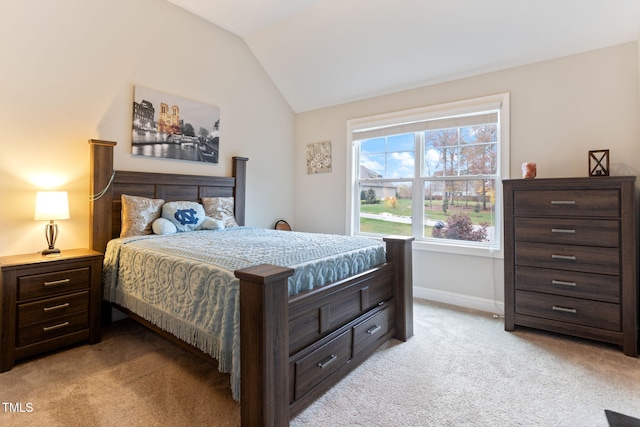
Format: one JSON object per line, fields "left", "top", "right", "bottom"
{"left": 503, "top": 176, "right": 638, "bottom": 357}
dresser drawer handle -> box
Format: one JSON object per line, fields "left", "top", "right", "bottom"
{"left": 551, "top": 254, "right": 576, "bottom": 261}
{"left": 550, "top": 200, "right": 576, "bottom": 205}
{"left": 43, "top": 321, "right": 70, "bottom": 332}
{"left": 317, "top": 354, "right": 338, "bottom": 370}
{"left": 367, "top": 324, "right": 382, "bottom": 335}
{"left": 551, "top": 228, "right": 576, "bottom": 234}
{"left": 43, "top": 302, "right": 71, "bottom": 312}
{"left": 552, "top": 306, "right": 577, "bottom": 314}
{"left": 551, "top": 280, "right": 577, "bottom": 287}
{"left": 44, "top": 278, "right": 71, "bottom": 287}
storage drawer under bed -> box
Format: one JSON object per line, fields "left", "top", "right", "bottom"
{"left": 288, "top": 266, "right": 393, "bottom": 354}
{"left": 293, "top": 330, "right": 352, "bottom": 400}
{"left": 353, "top": 305, "right": 390, "bottom": 355}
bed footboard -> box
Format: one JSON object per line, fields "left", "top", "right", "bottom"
{"left": 384, "top": 236, "right": 415, "bottom": 341}
{"left": 235, "top": 264, "right": 294, "bottom": 426}
{"left": 235, "top": 236, "right": 413, "bottom": 427}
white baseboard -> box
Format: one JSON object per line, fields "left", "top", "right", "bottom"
{"left": 413, "top": 287, "right": 504, "bottom": 316}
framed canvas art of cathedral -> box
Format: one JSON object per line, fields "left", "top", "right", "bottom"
{"left": 131, "top": 85, "right": 220, "bottom": 164}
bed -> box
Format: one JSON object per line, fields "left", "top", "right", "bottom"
{"left": 88, "top": 139, "right": 414, "bottom": 426}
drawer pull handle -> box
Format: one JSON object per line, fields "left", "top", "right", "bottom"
{"left": 551, "top": 228, "right": 575, "bottom": 234}
{"left": 367, "top": 324, "right": 382, "bottom": 335}
{"left": 552, "top": 306, "right": 577, "bottom": 314}
{"left": 43, "top": 321, "right": 70, "bottom": 332}
{"left": 551, "top": 280, "right": 577, "bottom": 287}
{"left": 551, "top": 254, "right": 576, "bottom": 261}
{"left": 44, "top": 278, "right": 71, "bottom": 287}
{"left": 43, "top": 302, "right": 70, "bottom": 312}
{"left": 550, "top": 200, "right": 576, "bottom": 205}
{"left": 318, "top": 354, "right": 338, "bottom": 370}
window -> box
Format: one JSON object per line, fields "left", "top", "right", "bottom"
{"left": 347, "top": 94, "right": 509, "bottom": 254}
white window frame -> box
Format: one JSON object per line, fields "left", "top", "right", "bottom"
{"left": 346, "top": 93, "right": 510, "bottom": 258}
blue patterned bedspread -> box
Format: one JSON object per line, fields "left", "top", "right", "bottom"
{"left": 102, "top": 227, "right": 386, "bottom": 401}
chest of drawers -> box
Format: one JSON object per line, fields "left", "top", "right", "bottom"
{"left": 0, "top": 249, "right": 103, "bottom": 371}
{"left": 503, "top": 177, "right": 638, "bottom": 356}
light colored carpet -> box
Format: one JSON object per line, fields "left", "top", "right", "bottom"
{"left": 292, "top": 300, "right": 640, "bottom": 427}
{"left": 1, "top": 299, "right": 638, "bottom": 426}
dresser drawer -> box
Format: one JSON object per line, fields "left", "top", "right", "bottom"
{"left": 18, "top": 291, "right": 89, "bottom": 327}
{"left": 353, "top": 306, "right": 390, "bottom": 355}
{"left": 513, "top": 190, "right": 620, "bottom": 217}
{"left": 515, "top": 290, "right": 620, "bottom": 331}
{"left": 294, "top": 330, "right": 352, "bottom": 400}
{"left": 515, "top": 266, "right": 619, "bottom": 303}
{"left": 515, "top": 242, "right": 619, "bottom": 275}
{"left": 17, "top": 311, "right": 89, "bottom": 347}
{"left": 514, "top": 217, "right": 619, "bottom": 247}
{"left": 18, "top": 267, "right": 90, "bottom": 300}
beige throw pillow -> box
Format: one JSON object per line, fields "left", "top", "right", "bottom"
{"left": 121, "top": 194, "right": 164, "bottom": 237}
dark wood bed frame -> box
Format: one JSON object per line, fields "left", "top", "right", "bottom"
{"left": 88, "top": 139, "right": 414, "bottom": 426}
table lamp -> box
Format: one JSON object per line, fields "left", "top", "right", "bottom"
{"left": 34, "top": 191, "right": 70, "bottom": 255}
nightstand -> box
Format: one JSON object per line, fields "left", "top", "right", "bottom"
{"left": 0, "top": 248, "right": 103, "bottom": 372}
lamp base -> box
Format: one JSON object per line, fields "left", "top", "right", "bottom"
{"left": 41, "top": 247, "right": 61, "bottom": 256}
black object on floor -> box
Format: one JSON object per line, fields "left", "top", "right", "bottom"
{"left": 606, "top": 410, "right": 640, "bottom": 427}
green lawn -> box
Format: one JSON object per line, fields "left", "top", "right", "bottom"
{"left": 359, "top": 218, "right": 412, "bottom": 235}
{"left": 359, "top": 199, "right": 494, "bottom": 236}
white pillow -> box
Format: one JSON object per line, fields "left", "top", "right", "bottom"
{"left": 199, "top": 216, "right": 225, "bottom": 231}
{"left": 201, "top": 197, "right": 239, "bottom": 228}
{"left": 152, "top": 217, "right": 178, "bottom": 235}
{"left": 161, "top": 201, "right": 206, "bottom": 232}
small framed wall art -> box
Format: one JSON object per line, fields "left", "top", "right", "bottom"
{"left": 306, "top": 140, "right": 332, "bottom": 174}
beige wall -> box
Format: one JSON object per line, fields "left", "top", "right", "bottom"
{"left": 295, "top": 42, "right": 640, "bottom": 312}
{"left": 0, "top": 0, "right": 295, "bottom": 257}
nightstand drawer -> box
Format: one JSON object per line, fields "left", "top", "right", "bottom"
{"left": 514, "top": 217, "right": 619, "bottom": 247}
{"left": 18, "top": 267, "right": 90, "bottom": 300}
{"left": 18, "top": 291, "right": 89, "bottom": 327}
{"left": 353, "top": 306, "right": 390, "bottom": 355}
{"left": 514, "top": 190, "right": 619, "bottom": 217}
{"left": 516, "top": 290, "right": 620, "bottom": 331}
{"left": 294, "top": 330, "right": 352, "bottom": 400}
{"left": 17, "top": 311, "right": 89, "bottom": 347}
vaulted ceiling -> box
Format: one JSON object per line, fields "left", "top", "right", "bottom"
{"left": 166, "top": 0, "right": 640, "bottom": 113}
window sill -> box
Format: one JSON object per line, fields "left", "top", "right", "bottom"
{"left": 412, "top": 239, "right": 503, "bottom": 259}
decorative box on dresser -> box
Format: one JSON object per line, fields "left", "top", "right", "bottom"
{"left": 503, "top": 176, "right": 638, "bottom": 357}
{"left": 0, "top": 248, "right": 103, "bottom": 372}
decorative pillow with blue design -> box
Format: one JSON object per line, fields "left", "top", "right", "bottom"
{"left": 161, "top": 201, "right": 206, "bottom": 232}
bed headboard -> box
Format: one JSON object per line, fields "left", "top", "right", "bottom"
{"left": 88, "top": 139, "right": 248, "bottom": 254}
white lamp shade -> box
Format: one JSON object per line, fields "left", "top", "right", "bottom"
{"left": 34, "top": 191, "right": 70, "bottom": 221}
